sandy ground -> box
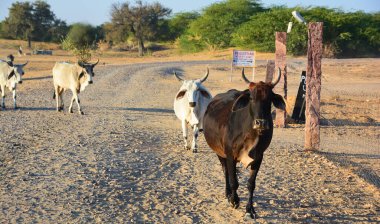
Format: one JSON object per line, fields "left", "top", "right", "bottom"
{"left": 0, "top": 56, "right": 379, "bottom": 223}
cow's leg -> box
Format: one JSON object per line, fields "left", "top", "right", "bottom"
{"left": 191, "top": 125, "right": 199, "bottom": 153}
{"left": 226, "top": 157, "right": 240, "bottom": 208}
{"left": 1, "top": 85, "right": 5, "bottom": 109}
{"left": 218, "top": 156, "right": 231, "bottom": 199}
{"left": 74, "top": 92, "right": 83, "bottom": 115}
{"left": 12, "top": 87, "right": 17, "bottom": 109}
{"left": 54, "top": 85, "right": 61, "bottom": 112}
{"left": 58, "top": 87, "right": 64, "bottom": 111}
{"left": 245, "top": 154, "right": 263, "bottom": 220}
{"left": 181, "top": 119, "right": 189, "bottom": 150}
{"left": 68, "top": 94, "right": 75, "bottom": 113}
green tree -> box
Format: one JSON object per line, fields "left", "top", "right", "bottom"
{"left": 232, "top": 7, "right": 308, "bottom": 55}
{"left": 2, "top": 1, "right": 68, "bottom": 45}
{"left": 49, "top": 19, "right": 69, "bottom": 43}
{"left": 168, "top": 12, "right": 200, "bottom": 40}
{"left": 2, "top": 2, "right": 34, "bottom": 42}
{"left": 65, "top": 23, "right": 97, "bottom": 48}
{"left": 32, "top": 0, "right": 55, "bottom": 41}
{"left": 187, "top": 0, "right": 265, "bottom": 50}
{"left": 110, "top": 0, "right": 171, "bottom": 56}
{"left": 306, "top": 8, "right": 380, "bottom": 57}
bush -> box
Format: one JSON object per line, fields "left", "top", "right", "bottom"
{"left": 232, "top": 7, "right": 308, "bottom": 55}
{"left": 65, "top": 23, "right": 97, "bottom": 49}
{"left": 177, "top": 34, "right": 206, "bottom": 53}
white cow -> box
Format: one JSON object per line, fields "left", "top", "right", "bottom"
{"left": 52, "top": 60, "right": 98, "bottom": 114}
{"left": 173, "top": 68, "right": 212, "bottom": 152}
{"left": 0, "top": 58, "right": 28, "bottom": 110}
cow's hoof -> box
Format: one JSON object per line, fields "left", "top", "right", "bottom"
{"left": 184, "top": 146, "right": 190, "bottom": 150}
{"left": 79, "top": 111, "right": 84, "bottom": 115}
{"left": 192, "top": 148, "right": 198, "bottom": 153}
{"left": 243, "top": 212, "right": 257, "bottom": 221}
{"left": 228, "top": 194, "right": 240, "bottom": 209}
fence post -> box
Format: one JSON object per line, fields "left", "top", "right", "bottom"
{"left": 305, "top": 22, "right": 323, "bottom": 150}
{"left": 265, "top": 60, "right": 275, "bottom": 83}
{"left": 274, "top": 32, "right": 287, "bottom": 128}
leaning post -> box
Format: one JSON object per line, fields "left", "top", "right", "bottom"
{"left": 305, "top": 22, "right": 323, "bottom": 150}
{"left": 274, "top": 32, "right": 287, "bottom": 128}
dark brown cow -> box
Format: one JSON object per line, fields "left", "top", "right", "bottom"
{"left": 203, "top": 68, "right": 286, "bottom": 220}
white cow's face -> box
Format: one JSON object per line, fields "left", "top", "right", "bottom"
{"left": 183, "top": 80, "right": 202, "bottom": 107}
{"left": 8, "top": 63, "right": 26, "bottom": 88}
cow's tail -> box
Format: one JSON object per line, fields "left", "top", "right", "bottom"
{"left": 53, "top": 91, "right": 56, "bottom": 99}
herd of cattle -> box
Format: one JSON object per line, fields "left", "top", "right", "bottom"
{"left": 0, "top": 55, "right": 286, "bottom": 220}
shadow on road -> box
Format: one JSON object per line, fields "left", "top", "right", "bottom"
{"left": 317, "top": 151, "right": 380, "bottom": 189}
{"left": 122, "top": 107, "right": 174, "bottom": 114}
{"left": 24, "top": 75, "right": 52, "bottom": 81}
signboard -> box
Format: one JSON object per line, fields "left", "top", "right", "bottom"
{"left": 232, "top": 50, "right": 255, "bottom": 67}
{"left": 291, "top": 71, "right": 306, "bottom": 122}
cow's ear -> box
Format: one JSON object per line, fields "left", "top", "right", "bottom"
{"left": 8, "top": 70, "right": 15, "bottom": 79}
{"left": 78, "top": 72, "right": 85, "bottom": 80}
{"left": 272, "top": 93, "right": 286, "bottom": 111}
{"left": 200, "top": 90, "right": 211, "bottom": 99}
{"left": 231, "top": 93, "right": 250, "bottom": 112}
{"left": 176, "top": 90, "right": 186, "bottom": 100}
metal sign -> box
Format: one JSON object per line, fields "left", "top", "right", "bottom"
{"left": 291, "top": 71, "right": 306, "bottom": 122}
{"left": 232, "top": 50, "right": 255, "bottom": 67}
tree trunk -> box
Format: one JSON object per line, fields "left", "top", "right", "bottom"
{"left": 138, "top": 39, "right": 145, "bottom": 57}
{"left": 28, "top": 36, "right": 32, "bottom": 49}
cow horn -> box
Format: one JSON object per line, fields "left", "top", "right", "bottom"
{"left": 92, "top": 59, "right": 99, "bottom": 66}
{"left": 78, "top": 61, "right": 85, "bottom": 67}
{"left": 6, "top": 61, "right": 13, "bottom": 67}
{"left": 174, "top": 71, "right": 184, "bottom": 82}
{"left": 200, "top": 68, "right": 209, "bottom": 83}
{"left": 271, "top": 67, "right": 281, "bottom": 86}
{"left": 241, "top": 68, "right": 251, "bottom": 84}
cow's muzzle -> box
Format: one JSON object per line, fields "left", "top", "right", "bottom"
{"left": 88, "top": 80, "right": 93, "bottom": 84}
{"left": 253, "top": 119, "right": 269, "bottom": 131}
{"left": 189, "top": 102, "right": 196, "bottom": 107}
{"left": 18, "top": 81, "right": 22, "bottom": 84}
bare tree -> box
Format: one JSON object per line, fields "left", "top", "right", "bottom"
{"left": 111, "top": 0, "right": 171, "bottom": 56}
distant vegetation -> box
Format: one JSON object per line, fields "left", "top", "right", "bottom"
{"left": 0, "top": 0, "right": 379, "bottom": 57}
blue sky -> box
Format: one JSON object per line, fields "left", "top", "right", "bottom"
{"left": 1, "top": 0, "right": 379, "bottom": 26}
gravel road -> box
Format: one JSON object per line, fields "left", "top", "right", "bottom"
{"left": 1, "top": 61, "right": 379, "bottom": 223}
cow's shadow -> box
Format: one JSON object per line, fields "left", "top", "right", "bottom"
{"left": 123, "top": 107, "right": 174, "bottom": 114}
{"left": 24, "top": 75, "right": 52, "bottom": 81}
{"left": 19, "top": 107, "right": 55, "bottom": 111}
{"left": 158, "top": 67, "right": 185, "bottom": 78}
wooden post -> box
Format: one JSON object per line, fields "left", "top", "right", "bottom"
{"left": 305, "top": 22, "right": 323, "bottom": 150}
{"left": 265, "top": 60, "right": 275, "bottom": 83}
{"left": 274, "top": 32, "right": 287, "bottom": 128}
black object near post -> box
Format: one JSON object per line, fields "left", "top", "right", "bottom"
{"left": 291, "top": 71, "right": 306, "bottom": 123}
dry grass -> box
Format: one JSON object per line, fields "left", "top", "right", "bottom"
{"left": 0, "top": 39, "right": 275, "bottom": 80}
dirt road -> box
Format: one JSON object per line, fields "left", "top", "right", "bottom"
{"left": 1, "top": 61, "right": 379, "bottom": 223}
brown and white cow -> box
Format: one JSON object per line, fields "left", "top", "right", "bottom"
{"left": 203, "top": 68, "right": 286, "bottom": 220}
